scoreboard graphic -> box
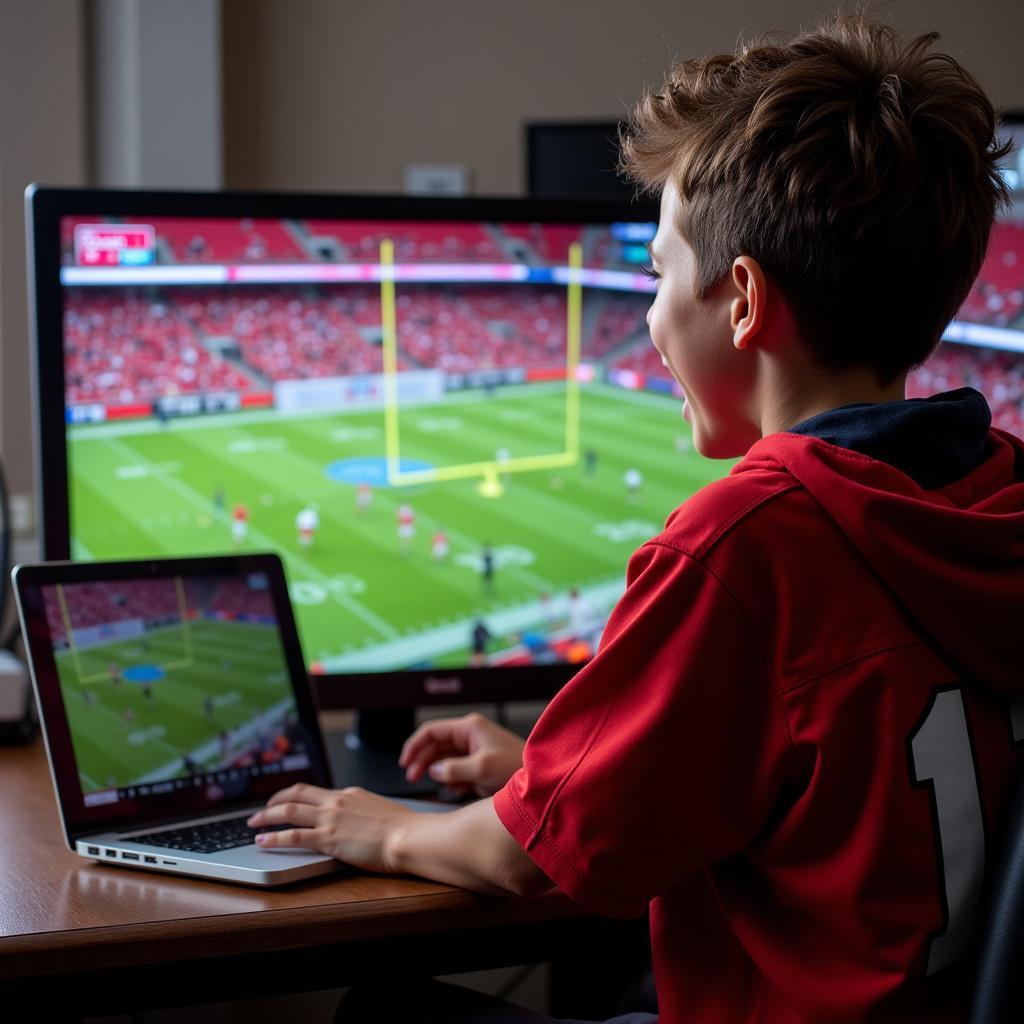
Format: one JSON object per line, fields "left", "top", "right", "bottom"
{"left": 74, "top": 224, "right": 156, "bottom": 267}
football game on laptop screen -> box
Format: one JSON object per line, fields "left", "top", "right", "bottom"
{"left": 49, "top": 188, "right": 1023, "bottom": 684}
{"left": 19, "top": 559, "right": 328, "bottom": 832}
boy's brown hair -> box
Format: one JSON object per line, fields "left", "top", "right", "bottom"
{"left": 620, "top": 12, "right": 1010, "bottom": 383}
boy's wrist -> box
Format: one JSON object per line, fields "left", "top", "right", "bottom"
{"left": 383, "top": 807, "right": 425, "bottom": 875}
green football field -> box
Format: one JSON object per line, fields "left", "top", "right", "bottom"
{"left": 56, "top": 617, "right": 296, "bottom": 793}
{"left": 68, "top": 381, "right": 732, "bottom": 673}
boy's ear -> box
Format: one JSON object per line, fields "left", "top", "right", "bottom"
{"left": 730, "top": 256, "right": 766, "bottom": 351}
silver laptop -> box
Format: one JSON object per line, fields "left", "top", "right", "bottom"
{"left": 14, "top": 553, "right": 354, "bottom": 886}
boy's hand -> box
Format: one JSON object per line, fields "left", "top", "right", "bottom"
{"left": 247, "top": 783, "right": 552, "bottom": 899}
{"left": 399, "top": 712, "right": 525, "bottom": 797}
{"left": 246, "top": 783, "right": 413, "bottom": 872}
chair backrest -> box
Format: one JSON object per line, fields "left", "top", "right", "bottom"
{"left": 968, "top": 767, "right": 1024, "bottom": 1024}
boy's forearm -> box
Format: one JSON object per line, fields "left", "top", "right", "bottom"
{"left": 386, "top": 797, "right": 552, "bottom": 898}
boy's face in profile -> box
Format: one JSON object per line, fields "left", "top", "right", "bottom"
{"left": 647, "top": 187, "right": 760, "bottom": 459}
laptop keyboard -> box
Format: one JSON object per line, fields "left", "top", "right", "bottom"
{"left": 127, "top": 815, "right": 290, "bottom": 854}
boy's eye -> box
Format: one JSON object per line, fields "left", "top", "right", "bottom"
{"left": 641, "top": 266, "right": 660, "bottom": 283}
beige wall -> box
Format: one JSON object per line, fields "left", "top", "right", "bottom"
{"left": 0, "top": 0, "right": 87, "bottom": 530}
{"left": 223, "top": 0, "right": 1024, "bottom": 195}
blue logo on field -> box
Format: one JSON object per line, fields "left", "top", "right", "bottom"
{"left": 123, "top": 664, "right": 166, "bottom": 684}
{"left": 325, "top": 456, "right": 435, "bottom": 487}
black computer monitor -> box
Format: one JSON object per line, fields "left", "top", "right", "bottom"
{"left": 28, "top": 187, "right": 685, "bottom": 787}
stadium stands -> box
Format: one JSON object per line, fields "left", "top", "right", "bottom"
{"left": 207, "top": 579, "right": 275, "bottom": 619}
{"left": 609, "top": 340, "right": 670, "bottom": 379}
{"left": 44, "top": 580, "right": 184, "bottom": 645}
{"left": 145, "top": 218, "right": 305, "bottom": 262}
{"left": 958, "top": 223, "right": 1024, "bottom": 328}
{"left": 396, "top": 286, "right": 566, "bottom": 371}
{"left": 179, "top": 288, "right": 399, "bottom": 380}
{"left": 303, "top": 220, "right": 504, "bottom": 262}
{"left": 589, "top": 295, "right": 649, "bottom": 358}
{"left": 499, "top": 224, "right": 583, "bottom": 264}
{"left": 64, "top": 291, "right": 251, "bottom": 404}
{"left": 908, "top": 343, "right": 1024, "bottom": 437}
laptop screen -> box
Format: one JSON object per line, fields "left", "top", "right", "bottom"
{"left": 16, "top": 555, "right": 331, "bottom": 838}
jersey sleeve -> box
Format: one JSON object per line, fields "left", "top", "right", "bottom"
{"left": 493, "top": 541, "right": 793, "bottom": 918}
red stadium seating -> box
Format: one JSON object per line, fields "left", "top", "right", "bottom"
{"left": 64, "top": 292, "right": 252, "bottom": 404}
{"left": 65, "top": 284, "right": 661, "bottom": 404}
{"left": 207, "top": 579, "right": 274, "bottom": 619}
{"left": 959, "top": 223, "right": 1024, "bottom": 328}
{"left": 304, "top": 220, "right": 504, "bottom": 262}
{"left": 610, "top": 340, "right": 671, "bottom": 379}
{"left": 179, "top": 288, "right": 399, "bottom": 380}
{"left": 145, "top": 218, "right": 305, "bottom": 262}
{"left": 44, "top": 580, "right": 184, "bottom": 645}
{"left": 908, "top": 343, "right": 1024, "bottom": 438}
{"left": 499, "top": 224, "right": 583, "bottom": 264}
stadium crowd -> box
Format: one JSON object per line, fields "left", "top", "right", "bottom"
{"left": 44, "top": 580, "right": 184, "bottom": 646}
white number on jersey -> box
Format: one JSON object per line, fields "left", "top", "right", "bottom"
{"left": 909, "top": 689, "right": 1024, "bottom": 976}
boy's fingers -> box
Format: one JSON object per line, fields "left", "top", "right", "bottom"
{"left": 254, "top": 827, "right": 318, "bottom": 850}
{"left": 400, "top": 719, "right": 470, "bottom": 765}
{"left": 401, "top": 740, "right": 442, "bottom": 777}
{"left": 428, "top": 754, "right": 482, "bottom": 785}
{"left": 265, "top": 783, "right": 331, "bottom": 808}
{"left": 248, "top": 802, "right": 320, "bottom": 828}
{"left": 405, "top": 744, "right": 465, "bottom": 782}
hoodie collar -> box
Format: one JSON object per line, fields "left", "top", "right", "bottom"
{"left": 786, "top": 388, "right": 992, "bottom": 490}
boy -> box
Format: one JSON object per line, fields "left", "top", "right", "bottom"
{"left": 248, "top": 15, "right": 1024, "bottom": 1023}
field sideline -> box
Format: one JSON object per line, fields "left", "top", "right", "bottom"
{"left": 69, "top": 382, "right": 733, "bottom": 670}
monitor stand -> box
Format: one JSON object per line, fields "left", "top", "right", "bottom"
{"left": 323, "top": 709, "right": 437, "bottom": 797}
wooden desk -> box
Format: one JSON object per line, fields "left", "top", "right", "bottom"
{"left": 0, "top": 738, "right": 612, "bottom": 1018}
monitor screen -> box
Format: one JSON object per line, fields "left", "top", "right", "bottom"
{"left": 41, "top": 571, "right": 306, "bottom": 801}
{"left": 34, "top": 190, "right": 711, "bottom": 708}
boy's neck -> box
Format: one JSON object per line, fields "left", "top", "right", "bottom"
{"left": 759, "top": 362, "right": 908, "bottom": 437}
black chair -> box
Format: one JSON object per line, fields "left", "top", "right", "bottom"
{"left": 969, "top": 768, "right": 1024, "bottom": 1023}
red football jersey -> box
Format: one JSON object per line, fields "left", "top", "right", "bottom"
{"left": 494, "top": 427, "right": 1024, "bottom": 1023}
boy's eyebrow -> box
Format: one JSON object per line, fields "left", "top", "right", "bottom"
{"left": 647, "top": 242, "right": 659, "bottom": 262}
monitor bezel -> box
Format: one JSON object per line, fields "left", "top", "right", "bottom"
{"left": 28, "top": 185, "right": 659, "bottom": 712}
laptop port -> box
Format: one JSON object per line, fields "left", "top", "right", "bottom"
{"left": 144, "top": 855, "right": 157, "bottom": 864}
{"left": 162, "top": 860, "right": 177, "bottom": 866}
{"left": 86, "top": 846, "right": 100, "bottom": 856}
{"left": 105, "top": 849, "right": 117, "bottom": 858}
{"left": 121, "top": 852, "right": 139, "bottom": 861}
